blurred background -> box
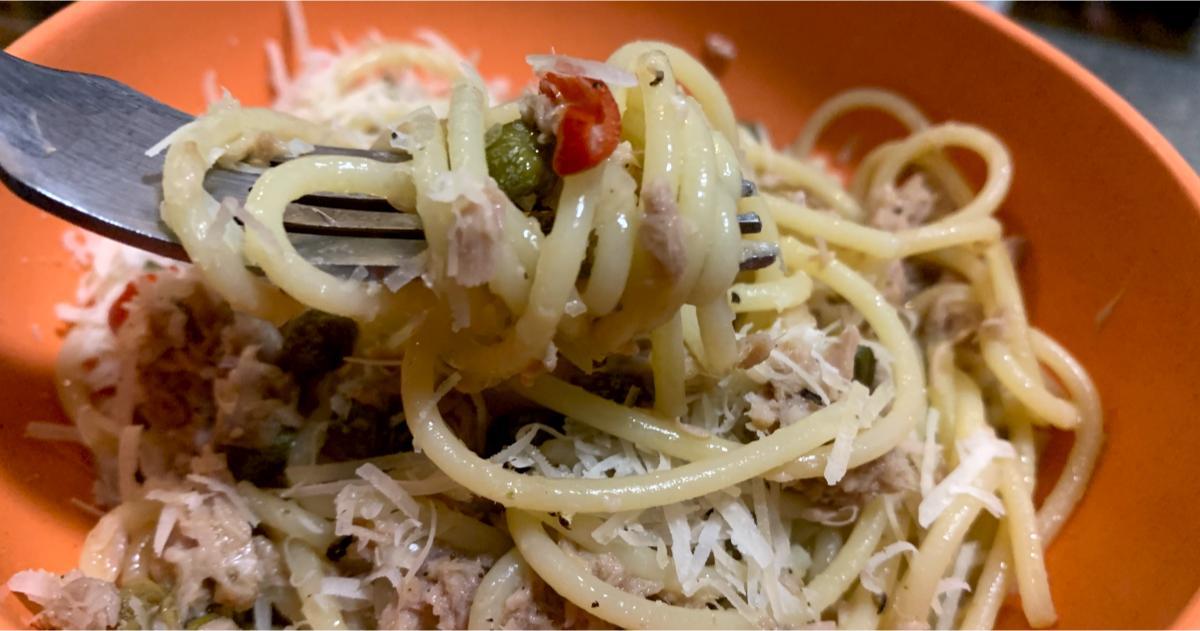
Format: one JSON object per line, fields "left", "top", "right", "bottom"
{"left": 3, "top": 1, "right": 1200, "bottom": 169}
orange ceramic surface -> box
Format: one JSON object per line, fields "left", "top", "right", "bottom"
{"left": 2, "top": 2, "right": 1199, "bottom": 628}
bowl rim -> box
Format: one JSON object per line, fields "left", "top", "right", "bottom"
{"left": 955, "top": 2, "right": 1200, "bottom": 216}
{"left": 7, "top": 1, "right": 1200, "bottom": 628}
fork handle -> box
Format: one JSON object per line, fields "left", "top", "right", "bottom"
{"left": 0, "top": 51, "right": 193, "bottom": 259}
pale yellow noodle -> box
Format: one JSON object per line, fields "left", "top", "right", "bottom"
{"left": 790, "top": 88, "right": 930, "bottom": 157}
{"left": 607, "top": 41, "right": 739, "bottom": 150}
{"left": 1030, "top": 329, "right": 1104, "bottom": 543}
{"left": 886, "top": 485, "right": 995, "bottom": 628}
{"left": 282, "top": 539, "right": 346, "bottom": 629}
{"left": 241, "top": 155, "right": 412, "bottom": 319}
{"left": 650, "top": 312, "right": 688, "bottom": 419}
{"left": 468, "top": 548, "right": 525, "bottom": 630}
{"left": 805, "top": 497, "right": 889, "bottom": 613}
{"left": 333, "top": 42, "right": 463, "bottom": 92}
{"left": 402, "top": 342, "right": 852, "bottom": 513}
{"left": 507, "top": 510, "right": 754, "bottom": 629}
{"left": 960, "top": 523, "right": 1013, "bottom": 630}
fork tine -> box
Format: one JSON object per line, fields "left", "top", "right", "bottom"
{"left": 736, "top": 212, "right": 762, "bottom": 234}
{"left": 203, "top": 168, "right": 401, "bottom": 213}
{"left": 285, "top": 203, "right": 422, "bottom": 238}
{"left": 738, "top": 241, "right": 780, "bottom": 271}
{"left": 288, "top": 233, "right": 426, "bottom": 268}
{"left": 206, "top": 164, "right": 769, "bottom": 239}
{"left": 285, "top": 234, "right": 775, "bottom": 275}
{"left": 272, "top": 146, "right": 407, "bottom": 165}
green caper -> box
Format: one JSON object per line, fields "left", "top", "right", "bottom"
{"left": 319, "top": 399, "right": 412, "bottom": 462}
{"left": 185, "top": 613, "right": 221, "bottom": 630}
{"left": 485, "top": 120, "right": 552, "bottom": 202}
{"left": 223, "top": 428, "right": 297, "bottom": 488}
{"left": 277, "top": 310, "right": 359, "bottom": 382}
{"left": 853, "top": 345, "right": 877, "bottom": 391}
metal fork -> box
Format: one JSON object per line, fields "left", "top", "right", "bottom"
{"left": 0, "top": 51, "right": 777, "bottom": 274}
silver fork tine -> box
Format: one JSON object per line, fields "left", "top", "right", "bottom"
{"left": 202, "top": 169, "right": 425, "bottom": 237}
{"left": 283, "top": 203, "right": 424, "bottom": 238}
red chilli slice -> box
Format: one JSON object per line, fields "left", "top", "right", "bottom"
{"left": 107, "top": 273, "right": 157, "bottom": 332}
{"left": 539, "top": 72, "right": 621, "bottom": 176}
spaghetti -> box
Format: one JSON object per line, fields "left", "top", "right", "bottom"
{"left": 10, "top": 24, "right": 1102, "bottom": 631}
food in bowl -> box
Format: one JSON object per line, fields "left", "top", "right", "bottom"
{"left": 6, "top": 12, "right": 1101, "bottom": 630}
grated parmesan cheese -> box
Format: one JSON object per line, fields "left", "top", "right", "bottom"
{"left": 933, "top": 541, "right": 979, "bottom": 628}
{"left": 382, "top": 250, "right": 428, "bottom": 292}
{"left": 917, "top": 429, "right": 1015, "bottom": 528}
{"left": 24, "top": 421, "right": 83, "bottom": 444}
{"left": 525, "top": 53, "right": 637, "bottom": 88}
{"left": 931, "top": 577, "right": 972, "bottom": 617}
{"left": 860, "top": 541, "right": 917, "bottom": 595}
{"left": 187, "top": 475, "right": 261, "bottom": 526}
{"left": 153, "top": 504, "right": 180, "bottom": 556}
{"left": 356, "top": 463, "right": 420, "bottom": 519}
{"left": 822, "top": 383, "right": 871, "bottom": 484}
{"left": 712, "top": 493, "right": 773, "bottom": 569}
{"left": 319, "top": 576, "right": 369, "bottom": 600}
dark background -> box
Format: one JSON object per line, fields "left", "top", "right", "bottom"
{"left": 4, "top": 1, "right": 1200, "bottom": 170}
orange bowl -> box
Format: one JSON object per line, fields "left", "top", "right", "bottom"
{"left": 3, "top": 2, "right": 1200, "bottom": 628}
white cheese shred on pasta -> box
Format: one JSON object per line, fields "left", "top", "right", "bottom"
{"left": 918, "top": 430, "right": 1016, "bottom": 528}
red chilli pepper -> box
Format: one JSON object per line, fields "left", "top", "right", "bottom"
{"left": 107, "top": 273, "right": 156, "bottom": 332}
{"left": 539, "top": 72, "right": 621, "bottom": 176}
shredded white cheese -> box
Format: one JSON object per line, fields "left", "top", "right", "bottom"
{"left": 7, "top": 569, "right": 61, "bottom": 600}
{"left": 917, "top": 429, "right": 1015, "bottom": 528}
{"left": 319, "top": 576, "right": 369, "bottom": 600}
{"left": 934, "top": 541, "right": 979, "bottom": 628}
{"left": 525, "top": 53, "right": 637, "bottom": 88}
{"left": 931, "top": 577, "right": 972, "bottom": 616}
{"left": 663, "top": 502, "right": 695, "bottom": 592}
{"left": 24, "top": 421, "right": 83, "bottom": 443}
{"left": 823, "top": 383, "right": 870, "bottom": 484}
{"left": 152, "top": 504, "right": 180, "bottom": 556}
{"left": 356, "top": 462, "right": 421, "bottom": 520}
{"left": 382, "top": 251, "right": 427, "bottom": 292}
{"left": 405, "top": 505, "right": 438, "bottom": 587}
{"left": 28, "top": 110, "right": 56, "bottom": 155}
{"left": 712, "top": 493, "right": 773, "bottom": 569}
{"left": 187, "top": 474, "right": 260, "bottom": 526}
{"left": 860, "top": 541, "right": 917, "bottom": 595}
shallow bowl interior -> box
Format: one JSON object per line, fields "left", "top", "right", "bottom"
{"left": 3, "top": 2, "right": 1200, "bottom": 627}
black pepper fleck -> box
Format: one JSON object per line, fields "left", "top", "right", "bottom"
{"left": 799, "top": 388, "right": 824, "bottom": 406}
{"left": 325, "top": 535, "right": 355, "bottom": 562}
{"left": 649, "top": 69, "right": 665, "bottom": 87}
{"left": 591, "top": 601, "right": 600, "bottom": 609}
